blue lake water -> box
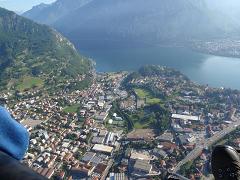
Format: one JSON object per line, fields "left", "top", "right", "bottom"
{"left": 77, "top": 44, "right": 240, "bottom": 89}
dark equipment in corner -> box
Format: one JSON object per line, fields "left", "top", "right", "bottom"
{"left": 0, "top": 151, "right": 47, "bottom": 180}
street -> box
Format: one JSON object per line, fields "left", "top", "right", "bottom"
{"left": 173, "top": 118, "right": 240, "bottom": 173}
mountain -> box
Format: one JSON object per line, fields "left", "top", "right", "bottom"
{"left": 22, "top": 3, "right": 50, "bottom": 19}
{"left": 0, "top": 7, "right": 92, "bottom": 91}
{"left": 23, "top": 0, "right": 93, "bottom": 25}
{"left": 23, "top": 0, "right": 240, "bottom": 48}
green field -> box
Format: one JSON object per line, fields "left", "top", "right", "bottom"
{"left": 63, "top": 104, "right": 80, "bottom": 113}
{"left": 146, "top": 98, "right": 161, "bottom": 104}
{"left": 134, "top": 88, "right": 149, "bottom": 98}
{"left": 17, "top": 76, "right": 44, "bottom": 91}
{"left": 129, "top": 111, "right": 156, "bottom": 129}
{"left": 134, "top": 88, "right": 161, "bottom": 105}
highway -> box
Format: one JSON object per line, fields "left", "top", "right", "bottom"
{"left": 173, "top": 117, "right": 240, "bottom": 173}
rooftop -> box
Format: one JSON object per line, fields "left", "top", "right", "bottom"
{"left": 133, "top": 160, "right": 152, "bottom": 173}
{"left": 130, "top": 151, "right": 152, "bottom": 161}
{"left": 172, "top": 114, "right": 200, "bottom": 121}
{"left": 81, "top": 152, "right": 96, "bottom": 162}
{"left": 92, "top": 144, "right": 113, "bottom": 154}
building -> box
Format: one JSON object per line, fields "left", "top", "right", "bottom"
{"left": 178, "top": 134, "right": 196, "bottom": 145}
{"left": 136, "top": 99, "right": 145, "bottom": 109}
{"left": 132, "top": 160, "right": 152, "bottom": 177}
{"left": 109, "top": 173, "right": 127, "bottom": 180}
{"left": 172, "top": 114, "right": 200, "bottom": 123}
{"left": 35, "top": 168, "right": 54, "bottom": 179}
{"left": 92, "top": 136, "right": 105, "bottom": 144}
{"left": 157, "top": 132, "right": 174, "bottom": 142}
{"left": 99, "top": 130, "right": 108, "bottom": 137}
{"left": 70, "top": 164, "right": 95, "bottom": 179}
{"left": 130, "top": 151, "right": 153, "bottom": 161}
{"left": 92, "top": 144, "right": 114, "bottom": 155}
{"left": 105, "top": 132, "right": 115, "bottom": 145}
{"left": 81, "top": 152, "right": 96, "bottom": 163}
{"left": 152, "top": 148, "right": 168, "bottom": 159}
{"left": 93, "top": 163, "right": 108, "bottom": 179}
{"left": 95, "top": 112, "right": 108, "bottom": 122}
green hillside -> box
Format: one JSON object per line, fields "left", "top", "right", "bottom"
{"left": 0, "top": 7, "right": 92, "bottom": 91}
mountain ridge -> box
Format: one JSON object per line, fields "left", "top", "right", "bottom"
{"left": 23, "top": 0, "right": 93, "bottom": 25}
{"left": 0, "top": 7, "right": 92, "bottom": 91}
{"left": 23, "top": 0, "right": 240, "bottom": 47}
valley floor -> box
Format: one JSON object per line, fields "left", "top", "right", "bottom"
{"left": 2, "top": 66, "right": 240, "bottom": 179}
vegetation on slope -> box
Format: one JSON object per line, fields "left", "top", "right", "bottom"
{"left": 0, "top": 7, "right": 92, "bottom": 91}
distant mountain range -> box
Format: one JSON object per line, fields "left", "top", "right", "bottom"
{"left": 23, "top": 0, "right": 93, "bottom": 25}
{"left": 23, "top": 0, "right": 240, "bottom": 47}
{"left": 0, "top": 7, "right": 92, "bottom": 91}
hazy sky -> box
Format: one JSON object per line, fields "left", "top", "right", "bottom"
{"left": 1, "top": 0, "right": 240, "bottom": 15}
{"left": 0, "top": 0, "right": 56, "bottom": 13}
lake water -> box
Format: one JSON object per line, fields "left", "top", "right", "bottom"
{"left": 77, "top": 43, "right": 240, "bottom": 90}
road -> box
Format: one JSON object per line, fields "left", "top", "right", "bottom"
{"left": 173, "top": 118, "right": 240, "bottom": 173}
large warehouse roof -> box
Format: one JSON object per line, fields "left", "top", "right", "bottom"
{"left": 92, "top": 144, "right": 113, "bottom": 154}
{"left": 172, "top": 114, "right": 200, "bottom": 121}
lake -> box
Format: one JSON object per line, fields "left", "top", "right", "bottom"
{"left": 77, "top": 43, "right": 240, "bottom": 90}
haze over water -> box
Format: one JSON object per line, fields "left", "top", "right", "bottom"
{"left": 78, "top": 43, "right": 240, "bottom": 90}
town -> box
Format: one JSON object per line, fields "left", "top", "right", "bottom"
{"left": 1, "top": 65, "right": 240, "bottom": 179}
{"left": 190, "top": 38, "right": 240, "bottom": 58}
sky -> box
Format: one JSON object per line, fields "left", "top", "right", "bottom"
{"left": 0, "top": 0, "right": 56, "bottom": 13}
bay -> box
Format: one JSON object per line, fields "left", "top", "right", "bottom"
{"left": 77, "top": 43, "right": 240, "bottom": 89}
